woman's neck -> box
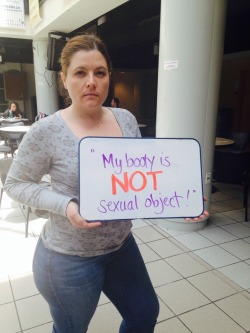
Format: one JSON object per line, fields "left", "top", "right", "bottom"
{"left": 62, "top": 105, "right": 106, "bottom": 126}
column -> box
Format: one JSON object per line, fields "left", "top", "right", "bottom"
{"left": 156, "top": 0, "right": 227, "bottom": 231}
{"left": 32, "top": 39, "right": 59, "bottom": 116}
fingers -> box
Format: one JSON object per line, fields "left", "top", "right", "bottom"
{"left": 185, "top": 210, "right": 210, "bottom": 222}
{"left": 70, "top": 216, "right": 102, "bottom": 229}
{"left": 66, "top": 200, "right": 102, "bottom": 229}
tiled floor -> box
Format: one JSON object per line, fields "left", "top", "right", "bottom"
{"left": 0, "top": 179, "right": 250, "bottom": 333}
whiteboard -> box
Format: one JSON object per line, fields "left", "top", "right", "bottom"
{"left": 79, "top": 137, "right": 204, "bottom": 221}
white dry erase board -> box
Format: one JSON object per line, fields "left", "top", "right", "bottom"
{"left": 78, "top": 137, "right": 204, "bottom": 221}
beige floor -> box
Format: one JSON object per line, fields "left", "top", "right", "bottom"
{"left": 0, "top": 177, "right": 250, "bottom": 333}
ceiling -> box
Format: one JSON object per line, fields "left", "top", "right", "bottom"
{"left": 0, "top": 0, "right": 250, "bottom": 68}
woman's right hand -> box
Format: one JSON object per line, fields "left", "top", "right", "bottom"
{"left": 66, "top": 200, "right": 102, "bottom": 229}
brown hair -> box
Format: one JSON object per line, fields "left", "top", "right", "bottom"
{"left": 59, "top": 33, "right": 112, "bottom": 106}
{"left": 60, "top": 33, "right": 112, "bottom": 75}
{"left": 9, "top": 101, "right": 21, "bottom": 112}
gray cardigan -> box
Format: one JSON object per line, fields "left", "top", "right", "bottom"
{"left": 5, "top": 108, "right": 141, "bottom": 256}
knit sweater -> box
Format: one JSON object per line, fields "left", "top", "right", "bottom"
{"left": 5, "top": 108, "right": 141, "bottom": 256}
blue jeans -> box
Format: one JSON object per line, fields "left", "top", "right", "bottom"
{"left": 33, "top": 234, "right": 159, "bottom": 333}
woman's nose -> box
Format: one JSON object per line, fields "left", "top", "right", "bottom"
{"left": 86, "top": 74, "right": 96, "bottom": 88}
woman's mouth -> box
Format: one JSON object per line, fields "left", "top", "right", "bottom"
{"left": 84, "top": 93, "right": 98, "bottom": 97}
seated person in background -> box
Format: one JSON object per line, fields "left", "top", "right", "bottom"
{"left": 3, "top": 101, "right": 23, "bottom": 119}
{"left": 111, "top": 96, "right": 120, "bottom": 108}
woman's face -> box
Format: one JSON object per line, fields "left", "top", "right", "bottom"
{"left": 10, "top": 103, "right": 17, "bottom": 111}
{"left": 61, "top": 49, "right": 110, "bottom": 111}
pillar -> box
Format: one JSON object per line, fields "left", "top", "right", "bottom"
{"left": 32, "top": 39, "right": 59, "bottom": 116}
{"left": 155, "top": 0, "right": 227, "bottom": 231}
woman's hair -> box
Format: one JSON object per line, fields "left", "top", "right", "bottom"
{"left": 60, "top": 33, "right": 112, "bottom": 75}
{"left": 9, "top": 101, "right": 21, "bottom": 112}
{"left": 59, "top": 33, "right": 112, "bottom": 106}
{"left": 113, "top": 97, "right": 120, "bottom": 107}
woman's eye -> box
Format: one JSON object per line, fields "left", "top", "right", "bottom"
{"left": 75, "top": 71, "right": 85, "bottom": 76}
{"left": 96, "top": 71, "right": 107, "bottom": 78}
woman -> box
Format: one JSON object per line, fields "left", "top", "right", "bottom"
{"left": 5, "top": 34, "right": 208, "bottom": 332}
{"left": 3, "top": 101, "right": 23, "bottom": 118}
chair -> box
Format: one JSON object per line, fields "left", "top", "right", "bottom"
{"left": 0, "top": 134, "right": 11, "bottom": 157}
{"left": 0, "top": 157, "right": 13, "bottom": 209}
{"left": 213, "top": 131, "right": 250, "bottom": 221}
{"left": 1, "top": 122, "right": 25, "bottom": 155}
{"left": 0, "top": 145, "right": 11, "bottom": 158}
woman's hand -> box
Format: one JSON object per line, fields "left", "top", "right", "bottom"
{"left": 66, "top": 200, "right": 102, "bottom": 229}
{"left": 185, "top": 196, "right": 209, "bottom": 222}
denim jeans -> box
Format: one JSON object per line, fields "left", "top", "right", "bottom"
{"left": 33, "top": 234, "right": 159, "bottom": 333}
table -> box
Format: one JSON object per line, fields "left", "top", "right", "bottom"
{"left": 138, "top": 124, "right": 147, "bottom": 128}
{"left": 0, "top": 126, "right": 30, "bottom": 153}
{"left": 0, "top": 125, "right": 30, "bottom": 134}
{"left": 0, "top": 118, "right": 29, "bottom": 124}
{"left": 215, "top": 137, "right": 235, "bottom": 146}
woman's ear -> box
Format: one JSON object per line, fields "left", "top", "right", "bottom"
{"left": 60, "top": 72, "right": 67, "bottom": 89}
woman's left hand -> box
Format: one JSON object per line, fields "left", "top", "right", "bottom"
{"left": 185, "top": 196, "right": 209, "bottom": 222}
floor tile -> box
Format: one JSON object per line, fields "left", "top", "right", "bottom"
{"left": 157, "top": 298, "right": 175, "bottom": 322}
{"left": 223, "top": 210, "right": 246, "bottom": 222}
{"left": 0, "top": 278, "right": 13, "bottom": 304}
{"left": 156, "top": 279, "right": 210, "bottom": 315}
{"left": 218, "top": 262, "right": 250, "bottom": 289}
{"left": 225, "top": 198, "right": 245, "bottom": 209}
{"left": 132, "top": 219, "right": 149, "bottom": 229}
{"left": 220, "top": 239, "right": 250, "bottom": 260}
{"left": 138, "top": 243, "right": 161, "bottom": 263}
{"left": 147, "top": 238, "right": 184, "bottom": 258}
{"left": 3, "top": 238, "right": 37, "bottom": 276}
{"left": 179, "top": 303, "right": 245, "bottom": 333}
{"left": 216, "top": 292, "right": 250, "bottom": 331}
{"left": 146, "top": 260, "right": 182, "bottom": 287}
{"left": 88, "top": 302, "right": 121, "bottom": 333}
{"left": 132, "top": 233, "right": 143, "bottom": 245}
{"left": 174, "top": 232, "right": 214, "bottom": 250}
{"left": 209, "top": 212, "right": 236, "bottom": 226}
{"left": 194, "top": 245, "right": 240, "bottom": 268}
{"left": 22, "top": 323, "right": 53, "bottom": 333}
{"left": 156, "top": 224, "right": 187, "bottom": 237}
{"left": 0, "top": 182, "right": 250, "bottom": 332}
{"left": 10, "top": 273, "right": 39, "bottom": 300}
{"left": 98, "top": 292, "right": 110, "bottom": 306}
{"left": 0, "top": 302, "right": 21, "bottom": 333}
{"left": 221, "top": 223, "right": 250, "bottom": 238}
{"left": 198, "top": 226, "right": 237, "bottom": 244}
{"left": 132, "top": 225, "right": 164, "bottom": 242}
{"left": 165, "top": 252, "right": 210, "bottom": 278}
{"left": 16, "top": 294, "right": 52, "bottom": 331}
{"left": 187, "top": 271, "right": 238, "bottom": 301}
{"left": 212, "top": 192, "right": 233, "bottom": 201}
{"left": 155, "top": 317, "right": 191, "bottom": 333}
{"left": 211, "top": 201, "right": 236, "bottom": 213}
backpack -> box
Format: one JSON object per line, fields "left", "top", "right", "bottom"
{"left": 35, "top": 112, "right": 48, "bottom": 121}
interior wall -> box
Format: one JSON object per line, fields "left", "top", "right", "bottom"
{"left": 0, "top": 62, "right": 35, "bottom": 119}
{"left": 112, "top": 69, "right": 158, "bottom": 125}
{"left": 218, "top": 51, "right": 250, "bottom": 132}
{"left": 21, "top": 63, "right": 36, "bottom": 119}
{"left": 0, "top": 63, "right": 23, "bottom": 113}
